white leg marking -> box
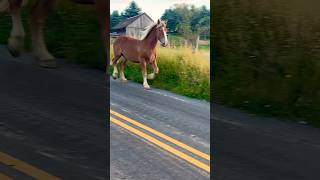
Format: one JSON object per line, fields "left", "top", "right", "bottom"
{"left": 120, "top": 71, "right": 127, "bottom": 81}
{"left": 147, "top": 73, "right": 155, "bottom": 80}
{"left": 143, "top": 75, "right": 150, "bottom": 89}
{"left": 113, "top": 65, "right": 118, "bottom": 79}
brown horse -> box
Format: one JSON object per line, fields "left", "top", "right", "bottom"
{"left": 0, "top": 0, "right": 108, "bottom": 69}
{"left": 112, "top": 19, "right": 168, "bottom": 89}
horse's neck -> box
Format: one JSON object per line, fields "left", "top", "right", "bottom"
{"left": 142, "top": 30, "right": 158, "bottom": 50}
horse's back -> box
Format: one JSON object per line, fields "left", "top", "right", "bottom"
{"left": 113, "top": 36, "right": 139, "bottom": 49}
{"left": 114, "top": 36, "right": 137, "bottom": 43}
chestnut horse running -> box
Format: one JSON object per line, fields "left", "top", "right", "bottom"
{"left": 112, "top": 19, "right": 168, "bottom": 89}
{"left": 0, "top": 0, "right": 108, "bottom": 69}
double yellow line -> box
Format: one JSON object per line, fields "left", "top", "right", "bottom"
{"left": 110, "top": 110, "right": 210, "bottom": 173}
{"left": 0, "top": 152, "right": 60, "bottom": 180}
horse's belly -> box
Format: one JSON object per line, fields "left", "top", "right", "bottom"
{"left": 120, "top": 47, "right": 141, "bottom": 63}
{"left": 123, "top": 53, "right": 140, "bottom": 63}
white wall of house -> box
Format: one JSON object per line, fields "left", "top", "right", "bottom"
{"left": 126, "top": 14, "right": 154, "bottom": 39}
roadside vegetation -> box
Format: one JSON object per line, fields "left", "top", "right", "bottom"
{"left": 213, "top": 0, "right": 320, "bottom": 127}
{"left": 110, "top": 46, "right": 210, "bottom": 101}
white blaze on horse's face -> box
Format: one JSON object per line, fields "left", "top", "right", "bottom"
{"left": 161, "top": 27, "right": 168, "bottom": 47}
{"left": 156, "top": 20, "right": 168, "bottom": 47}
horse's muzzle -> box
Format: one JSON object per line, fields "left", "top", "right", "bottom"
{"left": 161, "top": 42, "right": 168, "bottom": 47}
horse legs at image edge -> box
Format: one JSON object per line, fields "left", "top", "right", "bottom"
{"left": 7, "top": 0, "right": 25, "bottom": 57}
{"left": 31, "top": 0, "right": 57, "bottom": 68}
{"left": 7, "top": 0, "right": 56, "bottom": 68}
{"left": 5, "top": 0, "right": 108, "bottom": 69}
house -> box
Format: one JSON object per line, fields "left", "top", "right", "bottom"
{"left": 111, "top": 13, "right": 154, "bottom": 39}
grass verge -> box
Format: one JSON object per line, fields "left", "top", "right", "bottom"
{"left": 110, "top": 46, "right": 210, "bottom": 101}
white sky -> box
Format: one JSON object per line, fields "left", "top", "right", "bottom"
{"left": 110, "top": 0, "right": 210, "bottom": 21}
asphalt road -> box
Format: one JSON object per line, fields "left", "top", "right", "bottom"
{"left": 2, "top": 43, "right": 320, "bottom": 180}
{"left": 0, "top": 44, "right": 210, "bottom": 180}
{"left": 0, "top": 45, "right": 109, "bottom": 179}
{"left": 212, "top": 104, "right": 320, "bottom": 180}
{"left": 110, "top": 78, "right": 210, "bottom": 180}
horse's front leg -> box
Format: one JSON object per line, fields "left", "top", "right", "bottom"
{"left": 140, "top": 61, "right": 150, "bottom": 89}
{"left": 148, "top": 59, "right": 159, "bottom": 80}
{"left": 8, "top": 0, "right": 25, "bottom": 57}
{"left": 31, "top": 0, "right": 57, "bottom": 68}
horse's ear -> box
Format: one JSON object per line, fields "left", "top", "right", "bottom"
{"left": 157, "top": 19, "right": 160, "bottom": 24}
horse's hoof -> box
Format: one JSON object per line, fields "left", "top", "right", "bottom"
{"left": 113, "top": 73, "right": 118, "bottom": 79}
{"left": 7, "top": 45, "right": 21, "bottom": 57}
{"left": 120, "top": 79, "right": 128, "bottom": 82}
{"left": 38, "top": 59, "right": 57, "bottom": 68}
{"left": 143, "top": 85, "right": 151, "bottom": 90}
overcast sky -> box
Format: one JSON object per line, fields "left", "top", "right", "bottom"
{"left": 110, "top": 0, "right": 210, "bottom": 21}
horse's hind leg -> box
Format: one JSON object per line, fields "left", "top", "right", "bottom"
{"left": 7, "top": 0, "right": 25, "bottom": 57}
{"left": 120, "top": 59, "right": 127, "bottom": 82}
{"left": 30, "top": 0, "right": 57, "bottom": 68}
{"left": 112, "top": 54, "right": 121, "bottom": 79}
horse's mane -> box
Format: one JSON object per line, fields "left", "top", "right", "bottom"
{"left": 140, "top": 23, "right": 157, "bottom": 40}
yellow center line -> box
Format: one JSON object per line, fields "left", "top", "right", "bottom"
{"left": 111, "top": 117, "right": 210, "bottom": 173}
{"left": 110, "top": 110, "right": 210, "bottom": 161}
{"left": 0, "top": 152, "right": 61, "bottom": 180}
{"left": 0, "top": 172, "right": 13, "bottom": 180}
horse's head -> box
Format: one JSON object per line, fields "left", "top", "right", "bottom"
{"left": 155, "top": 19, "right": 168, "bottom": 47}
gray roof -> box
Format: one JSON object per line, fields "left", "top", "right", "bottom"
{"left": 112, "top": 13, "right": 153, "bottom": 30}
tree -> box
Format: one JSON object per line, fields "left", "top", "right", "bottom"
{"left": 161, "top": 4, "right": 210, "bottom": 52}
{"left": 191, "top": 6, "right": 210, "bottom": 39}
{"left": 122, "top": 1, "right": 142, "bottom": 18}
{"left": 110, "top": 10, "right": 123, "bottom": 30}
{"left": 161, "top": 9, "right": 181, "bottom": 32}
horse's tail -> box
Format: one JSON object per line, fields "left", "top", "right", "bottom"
{"left": 0, "top": 0, "right": 28, "bottom": 12}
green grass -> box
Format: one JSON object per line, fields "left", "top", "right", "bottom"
{"left": 0, "top": 1, "right": 105, "bottom": 69}
{"left": 110, "top": 46, "right": 210, "bottom": 101}
{"left": 212, "top": 0, "right": 320, "bottom": 127}
{"left": 168, "top": 33, "right": 210, "bottom": 52}
{"left": 199, "top": 44, "right": 209, "bottom": 51}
